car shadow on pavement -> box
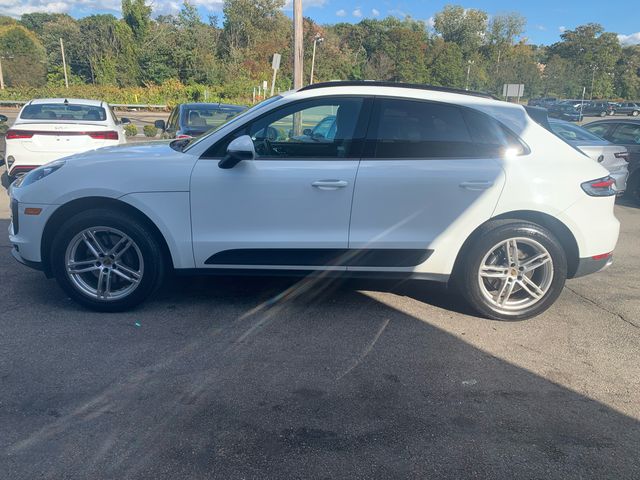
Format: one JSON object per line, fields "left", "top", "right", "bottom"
{"left": 2, "top": 238, "right": 639, "bottom": 479}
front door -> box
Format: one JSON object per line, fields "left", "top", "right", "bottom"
{"left": 190, "top": 96, "right": 369, "bottom": 270}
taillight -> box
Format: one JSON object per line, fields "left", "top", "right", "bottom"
{"left": 88, "top": 131, "right": 118, "bottom": 140}
{"left": 6, "top": 129, "right": 34, "bottom": 140}
{"left": 581, "top": 176, "right": 616, "bottom": 196}
{"left": 176, "top": 134, "right": 192, "bottom": 139}
{"left": 614, "top": 151, "right": 629, "bottom": 160}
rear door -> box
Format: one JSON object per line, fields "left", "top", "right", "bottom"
{"left": 607, "top": 123, "right": 640, "bottom": 171}
{"left": 348, "top": 97, "right": 511, "bottom": 273}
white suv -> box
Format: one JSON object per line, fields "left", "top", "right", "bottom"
{"left": 8, "top": 82, "right": 620, "bottom": 320}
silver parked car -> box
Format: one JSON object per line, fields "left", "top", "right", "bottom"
{"left": 549, "top": 119, "right": 629, "bottom": 194}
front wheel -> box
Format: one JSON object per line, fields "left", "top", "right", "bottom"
{"left": 631, "top": 110, "right": 639, "bottom": 117}
{"left": 50, "top": 209, "right": 166, "bottom": 311}
{"left": 456, "top": 221, "right": 567, "bottom": 321}
{"left": 599, "top": 111, "right": 607, "bottom": 117}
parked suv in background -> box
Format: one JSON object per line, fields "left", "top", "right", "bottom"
{"left": 581, "top": 101, "right": 616, "bottom": 117}
{"left": 155, "top": 103, "right": 247, "bottom": 139}
{"left": 8, "top": 82, "right": 619, "bottom": 320}
{"left": 584, "top": 119, "right": 640, "bottom": 204}
{"left": 547, "top": 103, "right": 582, "bottom": 122}
{"left": 612, "top": 102, "right": 640, "bottom": 117}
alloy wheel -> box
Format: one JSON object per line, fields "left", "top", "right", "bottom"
{"left": 64, "top": 227, "right": 144, "bottom": 301}
{"left": 477, "top": 237, "right": 554, "bottom": 315}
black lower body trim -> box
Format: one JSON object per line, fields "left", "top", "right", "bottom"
{"left": 205, "top": 248, "right": 433, "bottom": 268}
{"left": 175, "top": 267, "right": 449, "bottom": 283}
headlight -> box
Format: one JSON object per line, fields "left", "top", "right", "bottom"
{"left": 17, "top": 160, "right": 66, "bottom": 187}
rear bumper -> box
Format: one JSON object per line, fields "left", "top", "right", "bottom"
{"left": 573, "top": 254, "right": 613, "bottom": 278}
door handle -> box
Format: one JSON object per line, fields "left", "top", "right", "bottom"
{"left": 312, "top": 179, "right": 349, "bottom": 190}
{"left": 459, "top": 181, "right": 494, "bottom": 191}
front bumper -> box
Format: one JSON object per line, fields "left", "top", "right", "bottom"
{"left": 11, "top": 246, "right": 43, "bottom": 271}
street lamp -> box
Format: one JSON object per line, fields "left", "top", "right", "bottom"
{"left": 465, "top": 59, "right": 474, "bottom": 91}
{"left": 309, "top": 34, "right": 324, "bottom": 85}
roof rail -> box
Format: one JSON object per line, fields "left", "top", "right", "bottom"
{"left": 299, "top": 80, "right": 498, "bottom": 100}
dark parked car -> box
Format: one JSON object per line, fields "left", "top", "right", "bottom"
{"left": 581, "top": 101, "right": 616, "bottom": 117}
{"left": 546, "top": 103, "right": 583, "bottom": 122}
{"left": 584, "top": 119, "right": 640, "bottom": 203}
{"left": 528, "top": 97, "right": 558, "bottom": 107}
{"left": 155, "top": 103, "right": 248, "bottom": 139}
{"left": 612, "top": 102, "right": 640, "bottom": 117}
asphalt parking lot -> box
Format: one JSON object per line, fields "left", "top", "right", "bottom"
{"left": 1, "top": 168, "right": 640, "bottom": 477}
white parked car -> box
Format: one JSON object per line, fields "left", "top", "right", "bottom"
{"left": 5, "top": 98, "right": 128, "bottom": 180}
{"left": 548, "top": 119, "right": 629, "bottom": 193}
{"left": 8, "top": 82, "right": 620, "bottom": 320}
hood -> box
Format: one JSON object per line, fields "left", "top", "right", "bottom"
{"left": 62, "top": 140, "right": 176, "bottom": 164}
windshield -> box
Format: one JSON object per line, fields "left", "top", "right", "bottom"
{"left": 550, "top": 121, "right": 605, "bottom": 142}
{"left": 182, "top": 105, "right": 247, "bottom": 130}
{"left": 184, "top": 96, "right": 283, "bottom": 152}
{"left": 20, "top": 103, "right": 107, "bottom": 122}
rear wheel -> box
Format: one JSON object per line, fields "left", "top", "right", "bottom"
{"left": 599, "top": 111, "right": 607, "bottom": 117}
{"left": 456, "top": 221, "right": 567, "bottom": 321}
{"left": 631, "top": 110, "right": 639, "bottom": 117}
{"left": 51, "top": 209, "right": 165, "bottom": 311}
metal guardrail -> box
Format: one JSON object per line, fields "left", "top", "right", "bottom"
{"left": 0, "top": 101, "right": 168, "bottom": 109}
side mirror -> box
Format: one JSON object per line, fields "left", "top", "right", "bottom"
{"left": 219, "top": 135, "right": 255, "bottom": 169}
{"left": 154, "top": 119, "right": 166, "bottom": 131}
{"left": 0, "top": 114, "right": 7, "bottom": 123}
{"left": 303, "top": 128, "right": 312, "bottom": 136}
{"left": 120, "top": 117, "right": 131, "bottom": 125}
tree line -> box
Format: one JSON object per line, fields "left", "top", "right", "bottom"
{"left": 0, "top": 0, "right": 639, "bottom": 101}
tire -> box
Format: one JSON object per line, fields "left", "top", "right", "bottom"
{"left": 632, "top": 110, "right": 639, "bottom": 117}
{"left": 50, "top": 208, "right": 166, "bottom": 312}
{"left": 599, "top": 111, "right": 607, "bottom": 117}
{"left": 624, "top": 173, "right": 640, "bottom": 205}
{"left": 455, "top": 220, "right": 567, "bottom": 321}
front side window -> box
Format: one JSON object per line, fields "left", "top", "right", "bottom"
{"left": 371, "top": 98, "right": 523, "bottom": 159}
{"left": 246, "top": 98, "right": 363, "bottom": 158}
{"left": 610, "top": 124, "right": 640, "bottom": 145}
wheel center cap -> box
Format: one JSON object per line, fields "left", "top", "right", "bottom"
{"left": 510, "top": 268, "right": 518, "bottom": 276}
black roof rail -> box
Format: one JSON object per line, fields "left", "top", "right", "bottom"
{"left": 299, "top": 80, "right": 498, "bottom": 100}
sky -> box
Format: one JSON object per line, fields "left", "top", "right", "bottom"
{"left": 3, "top": 0, "right": 640, "bottom": 46}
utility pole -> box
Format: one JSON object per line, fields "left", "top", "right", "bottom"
{"left": 590, "top": 65, "right": 597, "bottom": 100}
{"left": 60, "top": 38, "right": 69, "bottom": 88}
{"left": 293, "top": 0, "right": 303, "bottom": 90}
{"left": 309, "top": 34, "right": 324, "bottom": 85}
{"left": 0, "top": 56, "right": 4, "bottom": 90}
{"left": 465, "top": 60, "right": 474, "bottom": 91}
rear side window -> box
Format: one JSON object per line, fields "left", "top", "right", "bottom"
{"left": 21, "top": 103, "right": 106, "bottom": 122}
{"left": 370, "top": 98, "right": 524, "bottom": 159}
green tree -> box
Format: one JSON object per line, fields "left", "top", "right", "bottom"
{"left": 433, "top": 5, "right": 488, "bottom": 58}
{"left": 0, "top": 24, "right": 47, "bottom": 86}
{"left": 122, "top": 0, "right": 152, "bottom": 42}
